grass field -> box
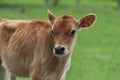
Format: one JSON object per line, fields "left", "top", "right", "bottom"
{"left": 0, "top": 0, "right": 120, "bottom": 80}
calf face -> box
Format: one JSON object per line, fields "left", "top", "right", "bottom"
{"left": 48, "top": 10, "right": 96, "bottom": 56}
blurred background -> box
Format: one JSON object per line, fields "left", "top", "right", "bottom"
{"left": 0, "top": 0, "right": 120, "bottom": 80}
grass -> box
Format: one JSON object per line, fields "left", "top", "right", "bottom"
{"left": 0, "top": 0, "right": 120, "bottom": 80}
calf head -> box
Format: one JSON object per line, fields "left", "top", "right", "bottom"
{"left": 48, "top": 10, "right": 96, "bottom": 56}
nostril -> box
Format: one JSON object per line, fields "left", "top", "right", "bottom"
{"left": 54, "top": 46, "right": 65, "bottom": 54}
{"left": 55, "top": 46, "right": 65, "bottom": 51}
{"left": 61, "top": 47, "right": 65, "bottom": 51}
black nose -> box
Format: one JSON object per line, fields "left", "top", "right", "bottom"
{"left": 54, "top": 46, "right": 65, "bottom": 55}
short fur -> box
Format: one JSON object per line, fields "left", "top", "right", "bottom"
{"left": 0, "top": 11, "right": 96, "bottom": 80}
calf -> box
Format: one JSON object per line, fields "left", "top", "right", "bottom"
{"left": 0, "top": 10, "right": 96, "bottom": 80}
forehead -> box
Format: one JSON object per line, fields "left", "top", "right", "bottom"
{"left": 53, "top": 15, "right": 76, "bottom": 33}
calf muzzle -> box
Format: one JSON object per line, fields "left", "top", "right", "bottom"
{"left": 54, "top": 46, "right": 65, "bottom": 55}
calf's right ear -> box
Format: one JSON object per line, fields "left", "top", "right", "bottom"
{"left": 77, "top": 14, "right": 97, "bottom": 30}
{"left": 48, "top": 10, "right": 56, "bottom": 24}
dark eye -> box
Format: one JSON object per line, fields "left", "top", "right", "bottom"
{"left": 51, "top": 30, "right": 55, "bottom": 35}
{"left": 71, "top": 30, "right": 76, "bottom": 35}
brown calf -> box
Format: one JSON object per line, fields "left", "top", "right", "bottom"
{"left": 0, "top": 10, "right": 96, "bottom": 80}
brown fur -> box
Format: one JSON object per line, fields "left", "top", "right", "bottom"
{"left": 0, "top": 19, "right": 71, "bottom": 80}
{"left": 0, "top": 11, "right": 96, "bottom": 80}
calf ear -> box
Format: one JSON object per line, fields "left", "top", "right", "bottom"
{"left": 48, "top": 10, "right": 56, "bottom": 24}
{"left": 77, "top": 14, "right": 96, "bottom": 30}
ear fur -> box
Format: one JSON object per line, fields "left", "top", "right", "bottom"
{"left": 48, "top": 10, "right": 56, "bottom": 24}
{"left": 77, "top": 14, "right": 96, "bottom": 29}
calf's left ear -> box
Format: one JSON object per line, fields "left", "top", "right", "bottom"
{"left": 48, "top": 10, "right": 56, "bottom": 24}
{"left": 77, "top": 14, "right": 97, "bottom": 30}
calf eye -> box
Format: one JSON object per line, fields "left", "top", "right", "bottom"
{"left": 51, "top": 30, "right": 55, "bottom": 35}
{"left": 71, "top": 30, "right": 76, "bottom": 35}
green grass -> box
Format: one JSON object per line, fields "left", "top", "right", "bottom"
{"left": 0, "top": 0, "right": 120, "bottom": 80}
